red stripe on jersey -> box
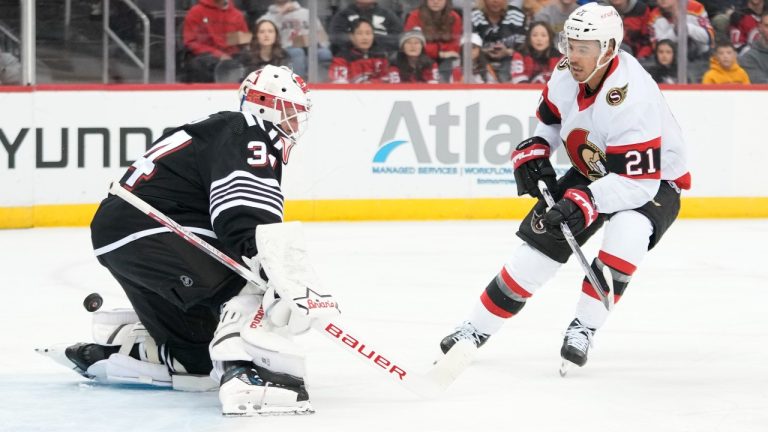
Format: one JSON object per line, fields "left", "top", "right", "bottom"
{"left": 598, "top": 250, "right": 637, "bottom": 275}
{"left": 614, "top": 294, "right": 623, "bottom": 303}
{"left": 500, "top": 267, "right": 532, "bottom": 298}
{"left": 480, "top": 291, "right": 515, "bottom": 318}
{"left": 581, "top": 280, "right": 602, "bottom": 301}
{"left": 606, "top": 136, "right": 661, "bottom": 154}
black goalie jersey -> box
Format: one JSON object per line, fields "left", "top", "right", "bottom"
{"left": 91, "top": 111, "right": 286, "bottom": 261}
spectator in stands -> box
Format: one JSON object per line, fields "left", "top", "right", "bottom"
{"left": 510, "top": 21, "right": 561, "bottom": 83}
{"left": 646, "top": 39, "right": 680, "bottom": 83}
{"left": 701, "top": 40, "right": 751, "bottom": 82}
{"left": 740, "top": 10, "right": 768, "bottom": 82}
{"left": 389, "top": 27, "right": 440, "bottom": 82}
{"left": 329, "top": 0, "right": 403, "bottom": 55}
{"left": 244, "top": 18, "right": 290, "bottom": 73}
{"left": 0, "top": 51, "right": 21, "bottom": 85}
{"left": 404, "top": 0, "right": 462, "bottom": 82}
{"left": 608, "top": 0, "right": 654, "bottom": 59}
{"left": 259, "top": 0, "right": 333, "bottom": 78}
{"left": 523, "top": 0, "right": 551, "bottom": 19}
{"left": 534, "top": 0, "right": 578, "bottom": 33}
{"left": 183, "top": 0, "right": 250, "bottom": 83}
{"left": 650, "top": 0, "right": 716, "bottom": 81}
{"left": 472, "top": 0, "right": 528, "bottom": 82}
{"left": 451, "top": 33, "right": 500, "bottom": 83}
{"left": 329, "top": 18, "right": 390, "bottom": 83}
{"left": 729, "top": 0, "right": 764, "bottom": 52}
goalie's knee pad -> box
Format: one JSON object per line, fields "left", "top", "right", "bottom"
{"left": 210, "top": 294, "right": 306, "bottom": 383}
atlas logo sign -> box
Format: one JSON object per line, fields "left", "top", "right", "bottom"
{"left": 371, "top": 101, "right": 536, "bottom": 185}
{"left": 373, "top": 101, "right": 529, "bottom": 165}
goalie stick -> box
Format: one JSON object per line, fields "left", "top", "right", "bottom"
{"left": 108, "top": 181, "right": 474, "bottom": 398}
{"left": 537, "top": 181, "right": 612, "bottom": 311}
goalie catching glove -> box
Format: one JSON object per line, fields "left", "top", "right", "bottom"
{"left": 254, "top": 222, "right": 341, "bottom": 333}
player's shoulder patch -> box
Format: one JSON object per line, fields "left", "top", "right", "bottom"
{"left": 556, "top": 57, "right": 570, "bottom": 71}
{"left": 605, "top": 83, "right": 628, "bottom": 107}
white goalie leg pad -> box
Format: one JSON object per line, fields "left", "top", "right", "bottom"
{"left": 89, "top": 308, "right": 215, "bottom": 390}
{"left": 86, "top": 353, "right": 172, "bottom": 387}
{"left": 209, "top": 293, "right": 307, "bottom": 382}
{"left": 240, "top": 324, "right": 307, "bottom": 378}
{"left": 91, "top": 308, "right": 140, "bottom": 346}
{"left": 210, "top": 294, "right": 265, "bottom": 375}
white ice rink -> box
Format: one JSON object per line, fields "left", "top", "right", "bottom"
{"left": 1, "top": 220, "right": 766, "bottom": 432}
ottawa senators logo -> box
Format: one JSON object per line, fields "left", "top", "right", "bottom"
{"left": 557, "top": 57, "right": 570, "bottom": 71}
{"left": 606, "top": 84, "right": 628, "bottom": 106}
{"left": 563, "top": 129, "right": 607, "bottom": 181}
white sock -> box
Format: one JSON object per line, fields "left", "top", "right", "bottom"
{"left": 467, "top": 300, "right": 507, "bottom": 335}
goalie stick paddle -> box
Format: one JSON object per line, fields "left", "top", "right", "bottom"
{"left": 537, "top": 181, "right": 613, "bottom": 311}
{"left": 108, "top": 181, "right": 474, "bottom": 398}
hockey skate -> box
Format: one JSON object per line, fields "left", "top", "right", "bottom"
{"left": 559, "top": 318, "right": 595, "bottom": 377}
{"left": 36, "top": 343, "right": 119, "bottom": 379}
{"left": 440, "top": 321, "right": 490, "bottom": 354}
{"left": 219, "top": 362, "right": 314, "bottom": 416}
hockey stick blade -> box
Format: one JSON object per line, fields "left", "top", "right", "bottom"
{"left": 316, "top": 318, "right": 476, "bottom": 398}
{"left": 109, "top": 182, "right": 469, "bottom": 398}
{"left": 537, "top": 181, "right": 612, "bottom": 310}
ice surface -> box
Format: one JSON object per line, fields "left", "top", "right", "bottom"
{"left": 1, "top": 220, "right": 766, "bottom": 432}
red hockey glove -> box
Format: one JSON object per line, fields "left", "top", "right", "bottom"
{"left": 511, "top": 136, "right": 557, "bottom": 198}
{"left": 543, "top": 185, "right": 598, "bottom": 239}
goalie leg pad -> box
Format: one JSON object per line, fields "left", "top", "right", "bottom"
{"left": 210, "top": 294, "right": 307, "bottom": 381}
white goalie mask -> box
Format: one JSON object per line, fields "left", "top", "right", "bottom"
{"left": 557, "top": 3, "right": 624, "bottom": 82}
{"left": 238, "top": 65, "right": 311, "bottom": 144}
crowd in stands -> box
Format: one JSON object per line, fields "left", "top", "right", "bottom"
{"left": 173, "top": 0, "right": 768, "bottom": 84}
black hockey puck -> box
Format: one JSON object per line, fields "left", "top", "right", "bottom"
{"left": 83, "top": 293, "right": 103, "bottom": 312}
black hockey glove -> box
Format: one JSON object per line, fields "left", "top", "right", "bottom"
{"left": 511, "top": 136, "right": 557, "bottom": 198}
{"left": 543, "top": 185, "right": 598, "bottom": 239}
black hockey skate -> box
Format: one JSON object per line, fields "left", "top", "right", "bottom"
{"left": 219, "top": 361, "right": 314, "bottom": 416}
{"left": 440, "top": 321, "right": 490, "bottom": 354}
{"left": 35, "top": 343, "right": 119, "bottom": 379}
{"left": 559, "top": 319, "right": 595, "bottom": 376}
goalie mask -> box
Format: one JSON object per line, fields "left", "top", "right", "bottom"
{"left": 238, "top": 65, "right": 311, "bottom": 148}
{"left": 557, "top": 3, "right": 623, "bottom": 83}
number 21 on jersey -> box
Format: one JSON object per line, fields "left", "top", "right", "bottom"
{"left": 606, "top": 137, "right": 661, "bottom": 180}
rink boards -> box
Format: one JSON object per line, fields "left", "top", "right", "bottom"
{"left": 0, "top": 84, "right": 766, "bottom": 227}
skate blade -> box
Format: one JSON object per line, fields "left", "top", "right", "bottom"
{"left": 222, "top": 402, "right": 315, "bottom": 417}
{"left": 559, "top": 359, "right": 573, "bottom": 377}
{"left": 35, "top": 343, "right": 90, "bottom": 377}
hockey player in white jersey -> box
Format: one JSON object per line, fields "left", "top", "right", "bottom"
{"left": 38, "top": 65, "right": 326, "bottom": 415}
{"left": 439, "top": 3, "right": 691, "bottom": 372}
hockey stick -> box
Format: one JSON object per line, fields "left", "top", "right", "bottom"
{"left": 537, "top": 181, "right": 612, "bottom": 311}
{"left": 108, "top": 181, "right": 475, "bottom": 398}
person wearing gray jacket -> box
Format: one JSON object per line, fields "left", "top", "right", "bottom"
{"left": 0, "top": 51, "right": 21, "bottom": 85}
{"left": 739, "top": 11, "right": 768, "bottom": 83}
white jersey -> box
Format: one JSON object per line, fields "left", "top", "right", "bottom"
{"left": 533, "top": 51, "right": 690, "bottom": 214}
